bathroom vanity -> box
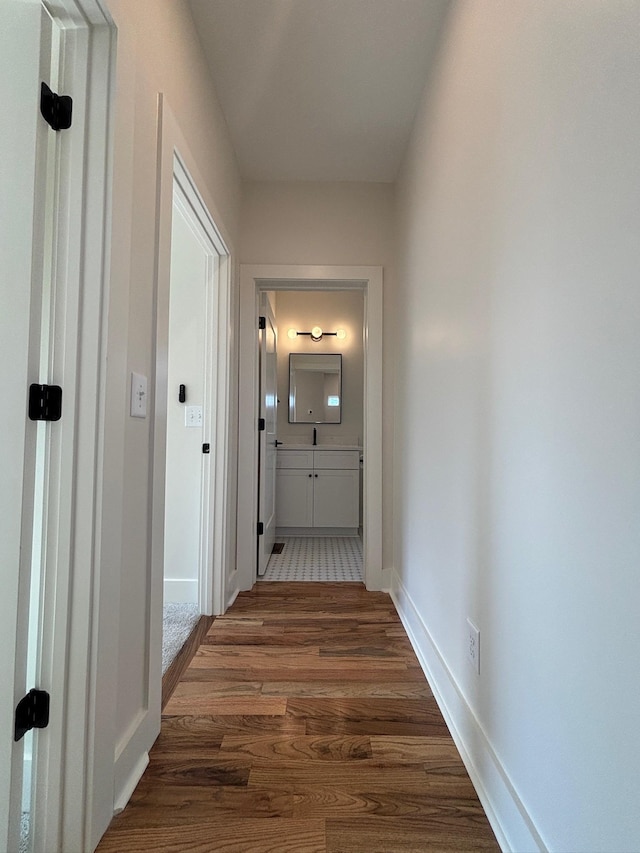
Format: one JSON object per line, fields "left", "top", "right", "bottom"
{"left": 276, "top": 446, "right": 360, "bottom": 533}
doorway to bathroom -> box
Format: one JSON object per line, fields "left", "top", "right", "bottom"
{"left": 238, "top": 265, "right": 383, "bottom": 594}
{"left": 259, "top": 288, "right": 364, "bottom": 582}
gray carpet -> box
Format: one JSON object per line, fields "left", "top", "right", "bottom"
{"left": 162, "top": 602, "right": 200, "bottom": 675}
{"left": 20, "top": 812, "right": 29, "bottom": 853}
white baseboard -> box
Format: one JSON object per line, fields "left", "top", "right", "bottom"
{"left": 113, "top": 701, "right": 159, "bottom": 817}
{"left": 163, "top": 578, "right": 198, "bottom": 603}
{"left": 113, "top": 750, "right": 149, "bottom": 814}
{"left": 380, "top": 566, "right": 392, "bottom": 592}
{"left": 226, "top": 584, "right": 239, "bottom": 611}
{"left": 276, "top": 527, "right": 358, "bottom": 536}
{"left": 390, "top": 570, "right": 546, "bottom": 853}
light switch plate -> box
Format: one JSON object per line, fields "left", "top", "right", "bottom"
{"left": 130, "top": 372, "right": 147, "bottom": 418}
{"left": 185, "top": 405, "right": 203, "bottom": 427}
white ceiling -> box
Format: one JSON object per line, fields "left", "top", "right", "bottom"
{"left": 188, "top": 0, "right": 450, "bottom": 182}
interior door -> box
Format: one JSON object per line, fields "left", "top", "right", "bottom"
{"left": 163, "top": 191, "right": 209, "bottom": 608}
{"left": 257, "top": 294, "right": 278, "bottom": 576}
{"left": 0, "top": 3, "right": 52, "bottom": 851}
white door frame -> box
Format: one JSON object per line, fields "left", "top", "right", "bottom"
{"left": 164, "top": 158, "right": 224, "bottom": 613}
{"left": 0, "top": 7, "right": 50, "bottom": 850}
{"left": 44, "top": 5, "right": 115, "bottom": 851}
{"left": 237, "top": 265, "right": 383, "bottom": 593}
{"left": 111, "top": 93, "right": 234, "bottom": 824}
{"left": 257, "top": 293, "right": 278, "bottom": 576}
{"left": 0, "top": 2, "right": 115, "bottom": 851}
{"left": 153, "top": 97, "right": 232, "bottom": 620}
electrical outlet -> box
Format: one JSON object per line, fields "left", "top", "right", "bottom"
{"left": 185, "top": 405, "right": 203, "bottom": 427}
{"left": 130, "top": 372, "right": 147, "bottom": 418}
{"left": 467, "top": 618, "right": 480, "bottom": 675}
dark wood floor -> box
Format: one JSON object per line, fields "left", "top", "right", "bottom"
{"left": 97, "top": 583, "right": 499, "bottom": 852}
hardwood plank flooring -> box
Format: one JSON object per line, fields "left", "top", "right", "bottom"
{"left": 97, "top": 582, "right": 499, "bottom": 852}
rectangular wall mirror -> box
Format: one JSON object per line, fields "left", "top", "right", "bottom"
{"left": 289, "top": 353, "right": 342, "bottom": 423}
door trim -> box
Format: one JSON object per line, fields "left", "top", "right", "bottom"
{"left": 60, "top": 5, "right": 115, "bottom": 850}
{"left": 168, "top": 155, "right": 226, "bottom": 617}
{"left": 2, "top": 3, "right": 117, "bottom": 851}
{"left": 112, "top": 92, "right": 234, "bottom": 828}
{"left": 155, "top": 108, "right": 232, "bottom": 621}
{"left": 237, "top": 265, "right": 383, "bottom": 594}
{"left": 257, "top": 294, "right": 278, "bottom": 575}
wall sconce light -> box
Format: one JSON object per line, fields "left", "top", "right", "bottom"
{"left": 287, "top": 326, "right": 346, "bottom": 342}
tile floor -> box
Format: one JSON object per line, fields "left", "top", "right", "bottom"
{"left": 260, "top": 535, "right": 363, "bottom": 582}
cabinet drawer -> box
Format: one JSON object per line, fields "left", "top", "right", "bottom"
{"left": 313, "top": 450, "right": 359, "bottom": 470}
{"left": 276, "top": 449, "right": 314, "bottom": 469}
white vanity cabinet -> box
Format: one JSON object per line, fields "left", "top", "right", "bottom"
{"left": 276, "top": 448, "right": 360, "bottom": 531}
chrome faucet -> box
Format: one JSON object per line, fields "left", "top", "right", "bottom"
{"left": 313, "top": 427, "right": 317, "bottom": 446}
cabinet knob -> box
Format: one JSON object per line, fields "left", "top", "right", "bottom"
{"left": 315, "top": 473, "right": 318, "bottom": 478}
{"left": 308, "top": 473, "right": 312, "bottom": 478}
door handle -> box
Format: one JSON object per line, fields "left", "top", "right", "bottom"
{"left": 274, "top": 440, "right": 283, "bottom": 446}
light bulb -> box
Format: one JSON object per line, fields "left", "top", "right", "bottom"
{"left": 311, "top": 326, "right": 323, "bottom": 341}
{"left": 287, "top": 328, "right": 297, "bottom": 339}
{"left": 336, "top": 329, "right": 346, "bottom": 340}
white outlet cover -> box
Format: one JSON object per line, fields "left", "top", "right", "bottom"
{"left": 185, "top": 405, "right": 203, "bottom": 427}
{"left": 130, "top": 372, "right": 147, "bottom": 418}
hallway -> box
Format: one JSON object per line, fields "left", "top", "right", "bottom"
{"left": 97, "top": 583, "right": 499, "bottom": 852}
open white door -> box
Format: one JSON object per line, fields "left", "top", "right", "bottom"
{"left": 163, "top": 187, "right": 211, "bottom": 608}
{"left": 257, "top": 294, "right": 278, "bottom": 576}
{"left": 0, "top": 3, "right": 54, "bottom": 850}
{"left": 163, "top": 154, "right": 230, "bottom": 619}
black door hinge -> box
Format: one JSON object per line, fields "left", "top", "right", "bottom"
{"left": 257, "top": 521, "right": 264, "bottom": 535}
{"left": 28, "top": 384, "right": 62, "bottom": 421}
{"left": 40, "top": 82, "right": 72, "bottom": 131}
{"left": 202, "top": 443, "right": 210, "bottom": 454}
{"left": 15, "top": 689, "right": 50, "bottom": 742}
{"left": 258, "top": 418, "right": 265, "bottom": 431}
{"left": 258, "top": 316, "right": 266, "bottom": 330}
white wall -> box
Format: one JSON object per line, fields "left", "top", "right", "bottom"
{"left": 95, "top": 0, "right": 241, "bottom": 843}
{"left": 241, "top": 181, "right": 394, "bottom": 568}
{"left": 275, "top": 290, "right": 364, "bottom": 446}
{"left": 393, "top": 3, "right": 640, "bottom": 851}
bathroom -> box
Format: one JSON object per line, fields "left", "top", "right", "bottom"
{"left": 261, "top": 288, "right": 364, "bottom": 581}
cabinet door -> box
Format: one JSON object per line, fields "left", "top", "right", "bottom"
{"left": 276, "top": 469, "right": 313, "bottom": 527}
{"left": 313, "top": 470, "right": 359, "bottom": 527}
